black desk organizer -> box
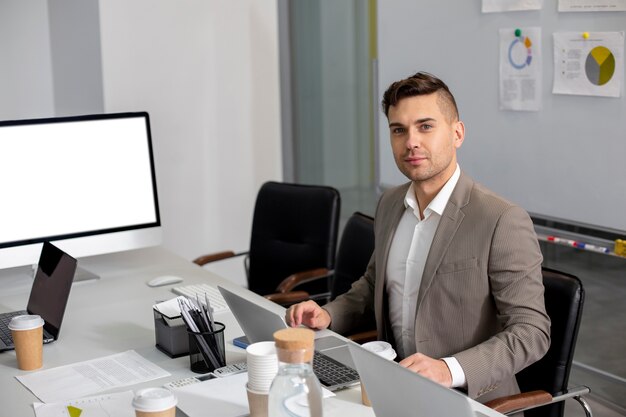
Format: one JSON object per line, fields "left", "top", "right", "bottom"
{"left": 153, "top": 308, "right": 189, "bottom": 358}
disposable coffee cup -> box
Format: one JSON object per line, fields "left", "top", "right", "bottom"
{"left": 8, "top": 315, "right": 45, "bottom": 371}
{"left": 132, "top": 387, "right": 177, "bottom": 417}
{"left": 360, "top": 341, "right": 396, "bottom": 407}
{"left": 246, "top": 383, "right": 269, "bottom": 417}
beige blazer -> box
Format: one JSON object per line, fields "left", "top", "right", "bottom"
{"left": 324, "top": 172, "right": 550, "bottom": 403}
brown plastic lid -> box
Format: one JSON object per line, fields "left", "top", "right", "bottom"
{"left": 273, "top": 328, "right": 315, "bottom": 363}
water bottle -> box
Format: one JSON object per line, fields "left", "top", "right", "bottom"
{"left": 268, "top": 328, "right": 323, "bottom": 417}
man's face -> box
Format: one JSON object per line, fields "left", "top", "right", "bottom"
{"left": 387, "top": 93, "right": 464, "bottom": 186}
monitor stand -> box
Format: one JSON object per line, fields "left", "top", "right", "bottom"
{"left": 72, "top": 266, "right": 101, "bottom": 283}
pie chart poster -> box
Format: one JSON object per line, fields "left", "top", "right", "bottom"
{"left": 553, "top": 31, "right": 624, "bottom": 97}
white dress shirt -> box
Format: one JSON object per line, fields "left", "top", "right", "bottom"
{"left": 385, "top": 164, "right": 466, "bottom": 388}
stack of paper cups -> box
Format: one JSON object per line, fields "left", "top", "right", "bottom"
{"left": 246, "top": 341, "right": 278, "bottom": 417}
{"left": 360, "top": 341, "right": 397, "bottom": 406}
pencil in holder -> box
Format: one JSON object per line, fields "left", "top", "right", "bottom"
{"left": 187, "top": 322, "right": 226, "bottom": 373}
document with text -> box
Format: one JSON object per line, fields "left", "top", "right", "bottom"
{"left": 16, "top": 350, "right": 170, "bottom": 402}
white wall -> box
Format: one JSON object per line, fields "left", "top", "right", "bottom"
{"left": 98, "top": 1, "right": 283, "bottom": 282}
{"left": 0, "top": 1, "right": 54, "bottom": 119}
{"left": 0, "top": 1, "right": 282, "bottom": 286}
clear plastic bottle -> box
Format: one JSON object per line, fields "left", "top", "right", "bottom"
{"left": 268, "top": 328, "right": 323, "bottom": 417}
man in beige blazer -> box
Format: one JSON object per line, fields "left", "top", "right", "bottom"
{"left": 287, "top": 72, "right": 550, "bottom": 404}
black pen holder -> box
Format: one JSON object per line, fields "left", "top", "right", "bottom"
{"left": 187, "top": 321, "right": 226, "bottom": 373}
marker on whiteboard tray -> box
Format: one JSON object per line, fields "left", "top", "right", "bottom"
{"left": 546, "top": 236, "right": 577, "bottom": 247}
{"left": 574, "top": 242, "right": 610, "bottom": 254}
{"left": 615, "top": 239, "right": 626, "bottom": 257}
{"left": 547, "top": 236, "right": 610, "bottom": 254}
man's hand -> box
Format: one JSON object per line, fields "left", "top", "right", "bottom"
{"left": 399, "top": 352, "right": 453, "bottom": 387}
{"left": 285, "top": 300, "right": 331, "bottom": 330}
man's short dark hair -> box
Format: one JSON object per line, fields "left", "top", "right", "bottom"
{"left": 381, "top": 72, "right": 459, "bottom": 122}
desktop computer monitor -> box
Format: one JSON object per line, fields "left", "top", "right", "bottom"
{"left": 0, "top": 112, "right": 162, "bottom": 271}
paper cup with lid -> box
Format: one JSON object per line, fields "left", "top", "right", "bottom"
{"left": 132, "top": 387, "right": 177, "bottom": 417}
{"left": 9, "top": 315, "right": 45, "bottom": 371}
{"left": 359, "top": 341, "right": 397, "bottom": 406}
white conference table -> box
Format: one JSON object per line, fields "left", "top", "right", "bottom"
{"left": 0, "top": 246, "right": 504, "bottom": 417}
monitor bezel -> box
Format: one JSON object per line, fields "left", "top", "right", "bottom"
{"left": 0, "top": 111, "right": 161, "bottom": 251}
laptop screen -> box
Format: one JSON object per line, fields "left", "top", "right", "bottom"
{"left": 26, "top": 242, "right": 77, "bottom": 339}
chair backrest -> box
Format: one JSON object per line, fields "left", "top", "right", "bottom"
{"left": 516, "top": 267, "right": 585, "bottom": 417}
{"left": 247, "top": 181, "right": 340, "bottom": 296}
{"left": 330, "top": 212, "right": 375, "bottom": 300}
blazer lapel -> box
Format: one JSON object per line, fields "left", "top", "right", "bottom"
{"left": 416, "top": 172, "right": 473, "bottom": 309}
{"left": 375, "top": 183, "right": 410, "bottom": 339}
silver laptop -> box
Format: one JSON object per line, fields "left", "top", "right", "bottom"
{"left": 348, "top": 343, "right": 495, "bottom": 417}
{"left": 218, "top": 286, "right": 360, "bottom": 391}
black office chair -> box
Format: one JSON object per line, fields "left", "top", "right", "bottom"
{"left": 194, "top": 181, "right": 340, "bottom": 303}
{"left": 267, "top": 212, "right": 377, "bottom": 339}
{"left": 486, "top": 267, "right": 592, "bottom": 417}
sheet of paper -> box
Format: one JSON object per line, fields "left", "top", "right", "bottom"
{"left": 174, "top": 372, "right": 335, "bottom": 417}
{"left": 33, "top": 391, "right": 135, "bottom": 417}
{"left": 483, "top": 0, "right": 542, "bottom": 12}
{"left": 558, "top": 0, "right": 626, "bottom": 11}
{"left": 16, "top": 350, "right": 170, "bottom": 403}
{"left": 153, "top": 296, "right": 185, "bottom": 319}
{"left": 499, "top": 27, "right": 542, "bottom": 111}
{"left": 553, "top": 31, "right": 624, "bottom": 97}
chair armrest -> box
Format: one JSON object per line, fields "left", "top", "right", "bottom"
{"left": 193, "top": 251, "right": 247, "bottom": 266}
{"left": 485, "top": 390, "right": 553, "bottom": 414}
{"left": 264, "top": 291, "right": 311, "bottom": 306}
{"left": 346, "top": 330, "right": 378, "bottom": 344}
{"left": 275, "top": 268, "right": 331, "bottom": 293}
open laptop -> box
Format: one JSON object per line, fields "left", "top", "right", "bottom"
{"left": 0, "top": 242, "right": 77, "bottom": 352}
{"left": 348, "top": 343, "right": 495, "bottom": 417}
{"left": 218, "top": 286, "right": 360, "bottom": 391}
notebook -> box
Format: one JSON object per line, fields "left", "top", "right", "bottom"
{"left": 348, "top": 343, "right": 495, "bottom": 417}
{"left": 218, "top": 286, "right": 360, "bottom": 391}
{"left": 0, "top": 242, "right": 77, "bottom": 352}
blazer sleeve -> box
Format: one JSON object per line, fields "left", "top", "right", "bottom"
{"left": 453, "top": 205, "right": 551, "bottom": 399}
{"left": 322, "top": 254, "right": 377, "bottom": 335}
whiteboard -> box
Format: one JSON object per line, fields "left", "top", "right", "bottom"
{"left": 376, "top": 0, "right": 626, "bottom": 233}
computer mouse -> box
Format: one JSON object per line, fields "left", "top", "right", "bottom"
{"left": 147, "top": 275, "right": 184, "bottom": 287}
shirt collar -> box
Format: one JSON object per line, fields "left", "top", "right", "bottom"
{"left": 404, "top": 164, "right": 461, "bottom": 218}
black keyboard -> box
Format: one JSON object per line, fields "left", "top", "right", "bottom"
{"left": 312, "top": 350, "right": 360, "bottom": 389}
{"left": 0, "top": 310, "right": 27, "bottom": 346}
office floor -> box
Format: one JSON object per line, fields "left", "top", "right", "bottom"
{"left": 339, "top": 186, "right": 626, "bottom": 417}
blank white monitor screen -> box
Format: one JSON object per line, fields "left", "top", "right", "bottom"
{"left": 0, "top": 112, "right": 161, "bottom": 269}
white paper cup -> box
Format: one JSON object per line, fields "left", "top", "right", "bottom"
{"left": 360, "top": 341, "right": 397, "bottom": 406}
{"left": 132, "top": 388, "right": 177, "bottom": 417}
{"left": 9, "top": 315, "right": 45, "bottom": 371}
{"left": 246, "top": 342, "right": 278, "bottom": 393}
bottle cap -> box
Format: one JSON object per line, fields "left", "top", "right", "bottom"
{"left": 273, "top": 328, "right": 315, "bottom": 363}
{"left": 132, "top": 388, "right": 177, "bottom": 412}
{"left": 8, "top": 315, "right": 44, "bottom": 331}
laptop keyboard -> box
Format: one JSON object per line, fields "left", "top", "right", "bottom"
{"left": 0, "top": 310, "right": 27, "bottom": 346}
{"left": 313, "top": 350, "right": 360, "bottom": 388}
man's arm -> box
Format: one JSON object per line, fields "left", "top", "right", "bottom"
{"left": 453, "top": 205, "right": 551, "bottom": 399}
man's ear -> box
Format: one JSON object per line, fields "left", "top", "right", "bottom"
{"left": 453, "top": 120, "right": 465, "bottom": 149}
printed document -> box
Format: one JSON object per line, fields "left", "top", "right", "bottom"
{"left": 16, "top": 350, "right": 170, "bottom": 402}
